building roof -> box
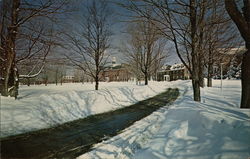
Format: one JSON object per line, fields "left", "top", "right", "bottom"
{"left": 218, "top": 47, "right": 246, "bottom": 55}
{"left": 170, "top": 63, "right": 185, "bottom": 70}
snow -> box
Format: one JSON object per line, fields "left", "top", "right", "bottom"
{"left": 170, "top": 63, "right": 185, "bottom": 70}
{"left": 0, "top": 81, "right": 173, "bottom": 138}
{"left": 77, "top": 80, "right": 250, "bottom": 159}
{"left": 1, "top": 80, "right": 249, "bottom": 158}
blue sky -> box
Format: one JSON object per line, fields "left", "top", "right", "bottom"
{"left": 61, "top": 0, "right": 180, "bottom": 65}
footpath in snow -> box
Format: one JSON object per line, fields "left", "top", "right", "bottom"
{"left": 77, "top": 80, "right": 250, "bottom": 159}
{"left": 0, "top": 81, "right": 175, "bottom": 138}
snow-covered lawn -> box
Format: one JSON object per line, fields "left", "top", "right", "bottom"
{"left": 0, "top": 81, "right": 175, "bottom": 138}
{"left": 78, "top": 80, "right": 250, "bottom": 159}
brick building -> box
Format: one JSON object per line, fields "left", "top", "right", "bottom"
{"left": 157, "top": 64, "right": 190, "bottom": 81}
{"left": 101, "top": 64, "right": 132, "bottom": 82}
{"left": 100, "top": 57, "right": 133, "bottom": 82}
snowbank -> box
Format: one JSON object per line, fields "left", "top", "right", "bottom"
{"left": 0, "top": 81, "right": 174, "bottom": 138}
{"left": 78, "top": 80, "right": 250, "bottom": 159}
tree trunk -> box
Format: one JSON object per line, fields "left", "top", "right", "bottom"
{"left": 95, "top": 75, "right": 99, "bottom": 90}
{"left": 1, "top": 0, "right": 20, "bottom": 97}
{"left": 60, "top": 73, "right": 63, "bottom": 85}
{"left": 199, "top": 75, "right": 204, "bottom": 88}
{"left": 199, "top": 63, "right": 204, "bottom": 88}
{"left": 207, "top": 63, "right": 213, "bottom": 87}
{"left": 144, "top": 72, "right": 148, "bottom": 85}
{"left": 241, "top": 46, "right": 250, "bottom": 108}
{"left": 224, "top": 0, "right": 250, "bottom": 108}
{"left": 95, "top": 80, "right": 99, "bottom": 90}
{"left": 44, "top": 78, "right": 48, "bottom": 86}
{"left": 55, "top": 74, "right": 58, "bottom": 85}
{"left": 27, "top": 78, "right": 30, "bottom": 86}
{"left": 1, "top": 75, "right": 9, "bottom": 96}
{"left": 191, "top": 57, "right": 201, "bottom": 102}
{"left": 7, "top": 65, "right": 19, "bottom": 99}
{"left": 12, "top": 68, "right": 19, "bottom": 99}
{"left": 207, "top": 76, "right": 212, "bottom": 87}
{"left": 192, "top": 78, "right": 201, "bottom": 101}
{"left": 55, "top": 69, "right": 58, "bottom": 85}
{"left": 190, "top": 0, "right": 201, "bottom": 102}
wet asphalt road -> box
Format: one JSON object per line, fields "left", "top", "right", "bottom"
{"left": 0, "top": 88, "right": 179, "bottom": 159}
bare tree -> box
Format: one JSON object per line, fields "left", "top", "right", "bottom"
{"left": 123, "top": 17, "right": 167, "bottom": 85}
{"left": 123, "top": 40, "right": 144, "bottom": 85}
{"left": 119, "top": 0, "right": 208, "bottom": 101}
{"left": 122, "top": 42, "right": 143, "bottom": 84}
{"left": 74, "top": 68, "right": 85, "bottom": 83}
{"left": 64, "top": 0, "right": 112, "bottom": 90}
{"left": 119, "top": 0, "right": 238, "bottom": 101}
{"left": 0, "top": 0, "right": 68, "bottom": 98}
{"left": 202, "top": 0, "right": 240, "bottom": 87}
{"left": 224, "top": 0, "right": 250, "bottom": 108}
{"left": 48, "top": 58, "right": 66, "bottom": 85}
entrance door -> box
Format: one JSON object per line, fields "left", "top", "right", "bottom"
{"left": 164, "top": 75, "right": 170, "bottom": 81}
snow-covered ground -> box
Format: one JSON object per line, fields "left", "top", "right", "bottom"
{"left": 77, "top": 80, "right": 250, "bottom": 159}
{"left": 0, "top": 81, "right": 175, "bottom": 138}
